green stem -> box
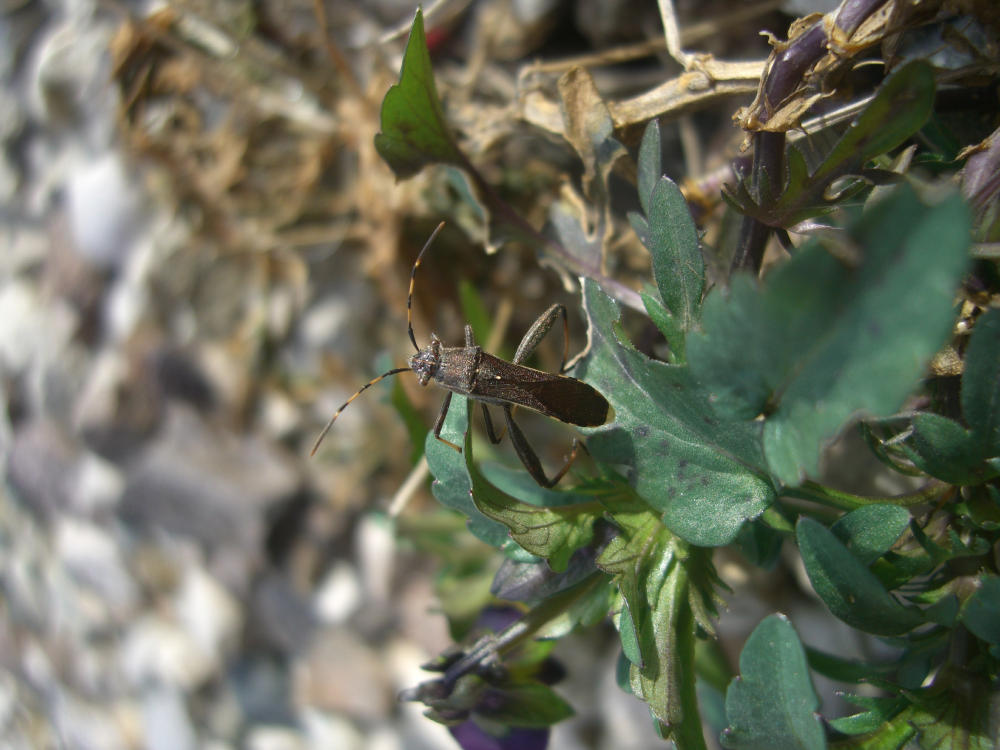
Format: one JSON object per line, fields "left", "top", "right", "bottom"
{"left": 442, "top": 571, "right": 605, "bottom": 686}
{"left": 783, "top": 479, "right": 948, "bottom": 511}
{"left": 669, "top": 564, "right": 710, "bottom": 750}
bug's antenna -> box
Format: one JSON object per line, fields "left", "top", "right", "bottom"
{"left": 311, "top": 367, "right": 411, "bottom": 456}
{"left": 407, "top": 221, "right": 446, "bottom": 352}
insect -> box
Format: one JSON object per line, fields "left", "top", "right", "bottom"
{"left": 311, "top": 222, "right": 610, "bottom": 487}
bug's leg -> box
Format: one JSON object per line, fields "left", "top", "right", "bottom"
{"left": 468, "top": 324, "right": 513, "bottom": 443}
{"left": 480, "top": 404, "right": 509, "bottom": 444}
{"left": 513, "top": 304, "right": 570, "bottom": 373}
{"left": 503, "top": 406, "right": 580, "bottom": 488}
{"left": 507, "top": 304, "right": 582, "bottom": 486}
{"left": 432, "top": 391, "right": 462, "bottom": 452}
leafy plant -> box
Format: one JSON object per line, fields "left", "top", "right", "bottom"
{"left": 373, "top": 7, "right": 1000, "bottom": 750}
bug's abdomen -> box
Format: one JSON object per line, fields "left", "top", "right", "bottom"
{"left": 471, "top": 354, "right": 609, "bottom": 426}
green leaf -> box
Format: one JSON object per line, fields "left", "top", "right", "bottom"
{"left": 902, "top": 675, "right": 999, "bottom": 750}
{"left": 827, "top": 694, "right": 909, "bottom": 736}
{"left": 804, "top": 646, "right": 895, "bottom": 684}
{"left": 458, "top": 279, "right": 495, "bottom": 352}
{"left": 597, "top": 509, "right": 712, "bottom": 744}
{"left": 637, "top": 120, "right": 662, "bottom": 216}
{"left": 808, "top": 62, "right": 935, "bottom": 188}
{"left": 687, "top": 185, "right": 971, "bottom": 485}
{"left": 476, "top": 681, "right": 575, "bottom": 728}
{"left": 424, "top": 394, "right": 513, "bottom": 550}
{"left": 640, "top": 289, "right": 686, "bottom": 362}
{"left": 905, "top": 412, "right": 997, "bottom": 484}
{"left": 726, "top": 61, "right": 936, "bottom": 226}
{"left": 901, "top": 309, "right": 1000, "bottom": 485}
{"left": 373, "top": 8, "right": 464, "bottom": 178}
{"left": 467, "top": 459, "right": 601, "bottom": 573}
{"left": 721, "top": 614, "right": 825, "bottom": 750}
{"left": 578, "top": 281, "right": 774, "bottom": 546}
{"left": 646, "top": 176, "right": 705, "bottom": 332}
{"left": 830, "top": 504, "right": 910, "bottom": 567}
{"left": 831, "top": 716, "right": 916, "bottom": 749}
{"left": 796, "top": 517, "right": 924, "bottom": 636}
{"left": 734, "top": 519, "right": 784, "bottom": 569}
{"left": 962, "top": 308, "right": 1000, "bottom": 454}
{"left": 960, "top": 575, "right": 1000, "bottom": 645}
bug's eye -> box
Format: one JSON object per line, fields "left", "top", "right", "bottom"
{"left": 409, "top": 349, "right": 438, "bottom": 385}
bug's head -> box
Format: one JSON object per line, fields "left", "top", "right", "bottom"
{"left": 409, "top": 336, "right": 441, "bottom": 386}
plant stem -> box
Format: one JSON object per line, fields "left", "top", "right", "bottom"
{"left": 783, "top": 479, "right": 947, "bottom": 511}
{"left": 440, "top": 571, "right": 606, "bottom": 688}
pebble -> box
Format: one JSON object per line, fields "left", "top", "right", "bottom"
{"left": 173, "top": 563, "right": 242, "bottom": 667}
{"left": 299, "top": 709, "right": 364, "bottom": 750}
{"left": 53, "top": 515, "right": 138, "bottom": 619}
{"left": 313, "top": 561, "right": 363, "bottom": 625}
{"left": 119, "top": 405, "right": 300, "bottom": 551}
{"left": 293, "top": 628, "right": 392, "bottom": 720}
{"left": 141, "top": 684, "right": 198, "bottom": 750}
{"left": 66, "top": 151, "right": 145, "bottom": 269}
{"left": 120, "top": 615, "right": 215, "bottom": 691}
{"left": 245, "top": 724, "right": 307, "bottom": 750}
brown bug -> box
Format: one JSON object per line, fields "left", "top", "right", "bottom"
{"left": 311, "top": 222, "right": 610, "bottom": 487}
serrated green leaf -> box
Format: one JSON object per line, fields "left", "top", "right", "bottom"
{"left": 373, "top": 8, "right": 464, "bottom": 178}
{"left": 598, "top": 507, "right": 667, "bottom": 670}
{"left": 830, "top": 504, "right": 910, "bottom": 567}
{"left": 596, "top": 509, "right": 710, "bottom": 744}
{"left": 467, "top": 460, "right": 601, "bottom": 573}
{"left": 797, "top": 517, "right": 924, "bottom": 636}
{"left": 646, "top": 177, "right": 705, "bottom": 331}
{"left": 903, "top": 676, "right": 999, "bottom": 750}
{"left": 721, "top": 614, "right": 825, "bottom": 750}
{"left": 688, "top": 185, "right": 971, "bottom": 485}
{"left": 577, "top": 281, "right": 774, "bottom": 546}
{"left": 637, "top": 120, "right": 662, "bottom": 216}
{"left": 963, "top": 308, "right": 1000, "bottom": 454}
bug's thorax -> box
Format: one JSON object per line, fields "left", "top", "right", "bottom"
{"left": 409, "top": 335, "right": 442, "bottom": 386}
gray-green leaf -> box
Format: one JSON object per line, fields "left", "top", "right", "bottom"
{"left": 721, "top": 614, "right": 825, "bottom": 750}
{"left": 578, "top": 281, "right": 774, "bottom": 546}
{"left": 688, "top": 185, "right": 971, "bottom": 485}
{"left": 797, "top": 517, "right": 924, "bottom": 636}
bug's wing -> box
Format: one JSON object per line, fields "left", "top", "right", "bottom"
{"left": 513, "top": 376, "right": 610, "bottom": 426}
{"left": 472, "top": 353, "right": 610, "bottom": 427}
